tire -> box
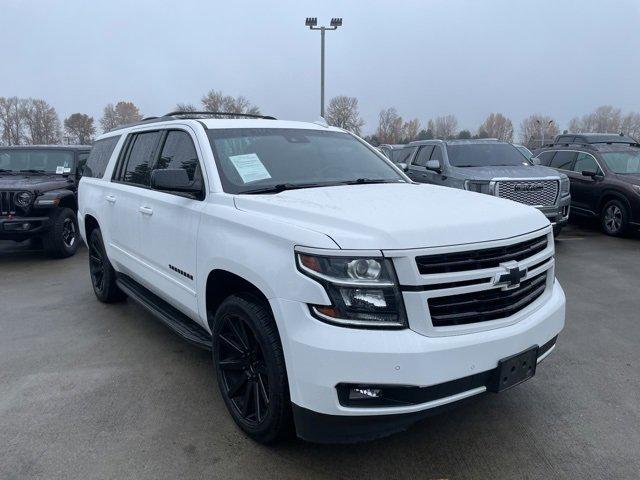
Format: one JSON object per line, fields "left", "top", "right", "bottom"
{"left": 88, "top": 228, "right": 126, "bottom": 303}
{"left": 211, "top": 294, "right": 293, "bottom": 443}
{"left": 43, "top": 208, "right": 80, "bottom": 258}
{"left": 601, "top": 199, "right": 629, "bottom": 237}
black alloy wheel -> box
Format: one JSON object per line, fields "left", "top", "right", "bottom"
{"left": 212, "top": 294, "right": 292, "bottom": 443}
{"left": 216, "top": 312, "right": 270, "bottom": 425}
{"left": 62, "top": 217, "right": 77, "bottom": 249}
{"left": 89, "top": 232, "right": 106, "bottom": 293}
{"left": 88, "top": 228, "right": 126, "bottom": 303}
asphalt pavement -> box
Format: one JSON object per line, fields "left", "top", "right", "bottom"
{"left": 1, "top": 220, "right": 639, "bottom": 479}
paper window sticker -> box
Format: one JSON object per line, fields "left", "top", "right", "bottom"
{"left": 228, "top": 153, "right": 272, "bottom": 183}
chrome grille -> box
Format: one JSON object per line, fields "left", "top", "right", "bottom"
{"left": 495, "top": 179, "right": 559, "bottom": 206}
{"left": 0, "top": 191, "right": 16, "bottom": 215}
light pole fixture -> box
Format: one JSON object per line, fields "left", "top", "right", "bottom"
{"left": 305, "top": 17, "right": 343, "bottom": 118}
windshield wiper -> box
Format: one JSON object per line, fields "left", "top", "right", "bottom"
{"left": 241, "top": 182, "right": 329, "bottom": 194}
{"left": 0, "top": 169, "right": 16, "bottom": 174}
{"left": 19, "top": 169, "right": 47, "bottom": 174}
{"left": 339, "top": 178, "right": 398, "bottom": 185}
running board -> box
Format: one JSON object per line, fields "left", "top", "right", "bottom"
{"left": 116, "top": 274, "right": 212, "bottom": 350}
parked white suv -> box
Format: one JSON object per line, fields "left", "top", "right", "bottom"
{"left": 79, "top": 112, "right": 565, "bottom": 443}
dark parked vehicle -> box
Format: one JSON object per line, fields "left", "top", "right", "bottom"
{"left": 378, "top": 144, "right": 416, "bottom": 165}
{"left": 0, "top": 145, "right": 91, "bottom": 257}
{"left": 534, "top": 134, "right": 640, "bottom": 236}
{"left": 399, "top": 139, "right": 571, "bottom": 236}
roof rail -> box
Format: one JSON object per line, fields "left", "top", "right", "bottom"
{"left": 165, "top": 111, "right": 277, "bottom": 120}
{"left": 109, "top": 111, "right": 277, "bottom": 132}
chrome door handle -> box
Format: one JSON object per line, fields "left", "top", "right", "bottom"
{"left": 105, "top": 195, "right": 116, "bottom": 204}
{"left": 139, "top": 206, "right": 153, "bottom": 216}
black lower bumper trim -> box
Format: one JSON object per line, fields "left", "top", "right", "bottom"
{"left": 292, "top": 398, "right": 471, "bottom": 444}
{"left": 0, "top": 216, "right": 52, "bottom": 239}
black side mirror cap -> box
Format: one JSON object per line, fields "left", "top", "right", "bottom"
{"left": 581, "top": 170, "right": 597, "bottom": 178}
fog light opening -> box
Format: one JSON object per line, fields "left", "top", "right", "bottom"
{"left": 348, "top": 387, "right": 383, "bottom": 400}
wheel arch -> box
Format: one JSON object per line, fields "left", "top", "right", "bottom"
{"left": 205, "top": 269, "right": 274, "bottom": 330}
{"left": 58, "top": 194, "right": 77, "bottom": 212}
{"left": 84, "top": 214, "right": 101, "bottom": 240}
{"left": 598, "top": 190, "right": 631, "bottom": 214}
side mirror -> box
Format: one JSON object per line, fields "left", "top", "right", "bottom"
{"left": 151, "top": 169, "right": 201, "bottom": 193}
{"left": 425, "top": 160, "right": 441, "bottom": 172}
{"left": 531, "top": 157, "right": 541, "bottom": 165}
{"left": 397, "top": 162, "right": 408, "bottom": 171}
{"left": 581, "top": 170, "right": 597, "bottom": 179}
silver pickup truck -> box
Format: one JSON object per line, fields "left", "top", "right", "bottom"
{"left": 398, "top": 139, "right": 571, "bottom": 236}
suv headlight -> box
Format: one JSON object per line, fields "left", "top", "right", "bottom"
{"left": 560, "top": 177, "right": 570, "bottom": 196}
{"left": 464, "top": 180, "right": 491, "bottom": 194}
{"left": 296, "top": 252, "right": 407, "bottom": 328}
{"left": 632, "top": 184, "right": 640, "bottom": 195}
{"left": 14, "top": 191, "right": 34, "bottom": 208}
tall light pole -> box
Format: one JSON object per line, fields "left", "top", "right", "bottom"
{"left": 305, "top": 17, "right": 342, "bottom": 118}
{"left": 536, "top": 119, "right": 554, "bottom": 147}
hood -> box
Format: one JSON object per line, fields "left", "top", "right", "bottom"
{"left": 450, "top": 165, "right": 560, "bottom": 181}
{"left": 0, "top": 173, "right": 74, "bottom": 192}
{"left": 234, "top": 183, "right": 549, "bottom": 250}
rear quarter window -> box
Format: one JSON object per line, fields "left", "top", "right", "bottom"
{"left": 84, "top": 136, "right": 121, "bottom": 178}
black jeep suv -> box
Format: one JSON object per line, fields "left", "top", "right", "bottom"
{"left": 0, "top": 145, "right": 91, "bottom": 257}
{"left": 534, "top": 133, "right": 640, "bottom": 236}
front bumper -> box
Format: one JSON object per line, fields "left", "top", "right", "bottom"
{"left": 537, "top": 194, "right": 571, "bottom": 226}
{"left": 271, "top": 281, "right": 565, "bottom": 442}
{"left": 0, "top": 215, "right": 52, "bottom": 240}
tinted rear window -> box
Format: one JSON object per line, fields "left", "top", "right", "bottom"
{"left": 84, "top": 137, "right": 120, "bottom": 178}
{"left": 549, "top": 151, "right": 576, "bottom": 170}
{"left": 446, "top": 143, "right": 530, "bottom": 167}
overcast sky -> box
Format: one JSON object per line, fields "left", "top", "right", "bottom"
{"left": 2, "top": 0, "right": 640, "bottom": 136}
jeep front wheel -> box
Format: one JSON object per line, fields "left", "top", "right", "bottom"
{"left": 44, "top": 208, "right": 80, "bottom": 258}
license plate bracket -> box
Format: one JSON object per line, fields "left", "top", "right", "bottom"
{"left": 489, "top": 346, "right": 539, "bottom": 393}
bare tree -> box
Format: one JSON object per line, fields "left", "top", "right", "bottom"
{"left": 325, "top": 96, "right": 365, "bottom": 135}
{"left": 621, "top": 112, "right": 640, "bottom": 140}
{"left": 201, "top": 90, "right": 261, "bottom": 115}
{"left": 519, "top": 114, "right": 559, "bottom": 149}
{"left": 479, "top": 113, "right": 513, "bottom": 142}
{"left": 23, "top": 99, "right": 61, "bottom": 144}
{"left": 100, "top": 101, "right": 142, "bottom": 132}
{"left": 175, "top": 103, "right": 198, "bottom": 112}
{"left": 64, "top": 113, "right": 96, "bottom": 144}
{"left": 431, "top": 115, "right": 458, "bottom": 139}
{"left": 568, "top": 105, "right": 622, "bottom": 133}
{"left": 401, "top": 118, "right": 420, "bottom": 142}
{"left": 0, "top": 96, "right": 27, "bottom": 145}
{"left": 376, "top": 108, "right": 404, "bottom": 144}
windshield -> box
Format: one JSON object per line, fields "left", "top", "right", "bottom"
{"left": 207, "top": 128, "right": 406, "bottom": 193}
{"left": 515, "top": 145, "right": 533, "bottom": 159}
{"left": 447, "top": 143, "right": 531, "bottom": 167}
{"left": 0, "top": 149, "right": 75, "bottom": 174}
{"left": 600, "top": 150, "right": 640, "bottom": 174}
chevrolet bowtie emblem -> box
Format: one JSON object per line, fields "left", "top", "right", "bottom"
{"left": 494, "top": 261, "right": 527, "bottom": 290}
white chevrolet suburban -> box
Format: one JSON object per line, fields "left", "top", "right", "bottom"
{"left": 78, "top": 112, "right": 565, "bottom": 443}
